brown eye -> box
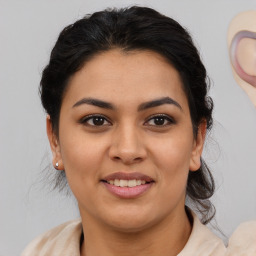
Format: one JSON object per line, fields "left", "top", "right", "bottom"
{"left": 146, "top": 115, "right": 175, "bottom": 126}
{"left": 81, "top": 115, "right": 111, "bottom": 126}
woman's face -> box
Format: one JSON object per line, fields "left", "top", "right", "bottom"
{"left": 48, "top": 49, "right": 205, "bottom": 231}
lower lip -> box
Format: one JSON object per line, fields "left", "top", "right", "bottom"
{"left": 102, "top": 182, "right": 153, "bottom": 199}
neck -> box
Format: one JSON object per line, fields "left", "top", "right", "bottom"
{"left": 80, "top": 208, "right": 192, "bottom": 256}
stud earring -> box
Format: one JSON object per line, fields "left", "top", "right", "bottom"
{"left": 55, "top": 162, "right": 59, "bottom": 169}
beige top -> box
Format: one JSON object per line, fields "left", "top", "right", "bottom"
{"left": 21, "top": 211, "right": 227, "bottom": 256}
{"left": 226, "top": 220, "right": 256, "bottom": 256}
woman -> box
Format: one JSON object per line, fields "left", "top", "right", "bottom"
{"left": 22, "top": 6, "right": 226, "bottom": 256}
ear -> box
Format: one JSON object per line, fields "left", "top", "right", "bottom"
{"left": 189, "top": 121, "right": 207, "bottom": 172}
{"left": 46, "top": 115, "right": 64, "bottom": 170}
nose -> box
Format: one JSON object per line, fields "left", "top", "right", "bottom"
{"left": 108, "top": 124, "right": 147, "bottom": 165}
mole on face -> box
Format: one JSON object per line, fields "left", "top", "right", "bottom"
{"left": 228, "top": 11, "right": 256, "bottom": 107}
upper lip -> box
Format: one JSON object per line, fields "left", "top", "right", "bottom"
{"left": 102, "top": 172, "right": 154, "bottom": 182}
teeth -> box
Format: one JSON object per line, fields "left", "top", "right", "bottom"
{"left": 107, "top": 179, "right": 149, "bottom": 187}
{"left": 114, "top": 179, "right": 120, "bottom": 186}
{"left": 119, "top": 180, "right": 128, "bottom": 187}
{"left": 136, "top": 180, "right": 141, "bottom": 185}
{"left": 128, "top": 180, "right": 136, "bottom": 187}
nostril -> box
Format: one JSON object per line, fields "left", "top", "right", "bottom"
{"left": 108, "top": 138, "right": 147, "bottom": 164}
{"left": 112, "top": 155, "right": 143, "bottom": 164}
{"left": 134, "top": 157, "right": 143, "bottom": 162}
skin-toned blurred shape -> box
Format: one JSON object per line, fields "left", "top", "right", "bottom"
{"left": 228, "top": 11, "right": 256, "bottom": 107}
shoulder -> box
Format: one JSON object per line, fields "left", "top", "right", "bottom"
{"left": 226, "top": 220, "right": 256, "bottom": 256}
{"left": 21, "top": 219, "right": 82, "bottom": 256}
{"left": 178, "top": 211, "right": 226, "bottom": 256}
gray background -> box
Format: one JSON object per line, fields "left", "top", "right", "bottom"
{"left": 1, "top": 0, "right": 256, "bottom": 255}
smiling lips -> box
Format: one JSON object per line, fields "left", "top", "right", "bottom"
{"left": 101, "top": 172, "right": 154, "bottom": 199}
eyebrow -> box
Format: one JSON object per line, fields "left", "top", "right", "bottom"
{"left": 73, "top": 98, "right": 114, "bottom": 109}
{"left": 138, "top": 97, "right": 182, "bottom": 111}
{"left": 72, "top": 97, "right": 182, "bottom": 111}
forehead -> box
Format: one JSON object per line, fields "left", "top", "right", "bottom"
{"left": 63, "top": 49, "right": 188, "bottom": 110}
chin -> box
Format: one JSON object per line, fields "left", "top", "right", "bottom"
{"left": 100, "top": 206, "right": 161, "bottom": 233}
{"left": 109, "top": 218, "right": 155, "bottom": 233}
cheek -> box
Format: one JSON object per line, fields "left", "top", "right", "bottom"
{"left": 58, "top": 131, "right": 107, "bottom": 194}
{"left": 150, "top": 134, "right": 193, "bottom": 173}
{"left": 142, "top": 137, "right": 192, "bottom": 214}
{"left": 148, "top": 134, "right": 193, "bottom": 194}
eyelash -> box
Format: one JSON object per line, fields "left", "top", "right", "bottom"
{"left": 80, "top": 114, "right": 111, "bottom": 126}
{"left": 145, "top": 114, "right": 175, "bottom": 126}
{"left": 79, "top": 114, "right": 175, "bottom": 127}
